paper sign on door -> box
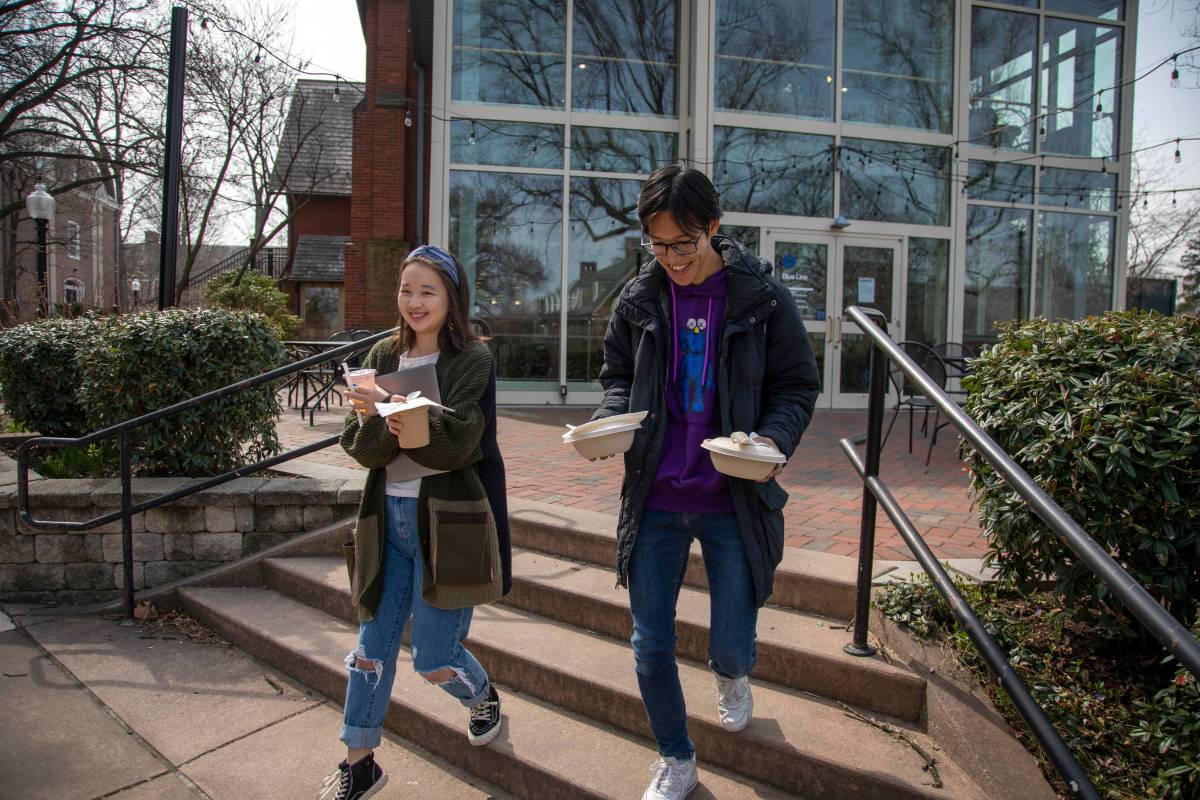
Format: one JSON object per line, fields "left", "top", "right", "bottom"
{"left": 857, "top": 277, "right": 876, "bottom": 304}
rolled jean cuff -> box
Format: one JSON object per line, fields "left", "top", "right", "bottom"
{"left": 340, "top": 721, "right": 383, "bottom": 750}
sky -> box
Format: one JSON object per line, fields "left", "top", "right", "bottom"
{"left": 260, "top": 0, "right": 1199, "bottom": 232}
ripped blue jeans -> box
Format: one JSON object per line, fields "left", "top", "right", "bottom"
{"left": 341, "top": 495, "right": 491, "bottom": 749}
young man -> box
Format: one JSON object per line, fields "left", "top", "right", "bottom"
{"left": 593, "top": 165, "right": 820, "bottom": 800}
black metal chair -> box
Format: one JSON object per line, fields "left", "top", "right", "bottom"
{"left": 882, "top": 341, "right": 951, "bottom": 462}
{"left": 932, "top": 341, "right": 977, "bottom": 381}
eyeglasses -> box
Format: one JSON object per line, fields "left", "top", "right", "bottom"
{"left": 641, "top": 231, "right": 705, "bottom": 257}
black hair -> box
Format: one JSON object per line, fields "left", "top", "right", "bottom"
{"left": 637, "top": 164, "right": 723, "bottom": 236}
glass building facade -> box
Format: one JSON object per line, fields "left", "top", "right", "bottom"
{"left": 428, "top": 0, "right": 1133, "bottom": 406}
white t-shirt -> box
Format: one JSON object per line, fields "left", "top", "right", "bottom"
{"left": 384, "top": 351, "right": 444, "bottom": 498}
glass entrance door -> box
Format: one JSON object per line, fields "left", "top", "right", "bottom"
{"left": 766, "top": 231, "right": 902, "bottom": 408}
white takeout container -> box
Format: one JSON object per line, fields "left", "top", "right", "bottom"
{"left": 702, "top": 432, "right": 786, "bottom": 480}
{"left": 562, "top": 411, "right": 648, "bottom": 460}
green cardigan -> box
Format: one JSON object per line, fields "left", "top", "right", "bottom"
{"left": 340, "top": 338, "right": 502, "bottom": 619}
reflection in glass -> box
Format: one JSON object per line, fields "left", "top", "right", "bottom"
{"left": 570, "top": 127, "right": 676, "bottom": 173}
{"left": 449, "top": 170, "right": 564, "bottom": 382}
{"left": 969, "top": 8, "right": 1037, "bottom": 151}
{"left": 808, "top": 332, "right": 825, "bottom": 393}
{"left": 964, "top": 206, "right": 1031, "bottom": 348}
{"left": 714, "top": 0, "right": 835, "bottom": 119}
{"left": 966, "top": 160, "right": 1034, "bottom": 204}
{"left": 451, "top": 120, "right": 564, "bottom": 168}
{"left": 714, "top": 127, "right": 833, "bottom": 216}
{"left": 718, "top": 225, "right": 759, "bottom": 254}
{"left": 452, "top": 0, "right": 566, "bottom": 108}
{"left": 840, "top": 335, "right": 872, "bottom": 393}
{"left": 839, "top": 138, "right": 951, "bottom": 226}
{"left": 1045, "top": 0, "right": 1123, "bottom": 20}
{"left": 1036, "top": 212, "right": 1113, "bottom": 320}
{"left": 566, "top": 178, "right": 643, "bottom": 381}
{"left": 302, "top": 287, "right": 341, "bottom": 337}
{"left": 1041, "top": 18, "right": 1121, "bottom": 157}
{"left": 906, "top": 238, "right": 949, "bottom": 347}
{"left": 774, "top": 241, "right": 828, "bottom": 319}
{"left": 842, "top": 245, "right": 893, "bottom": 319}
{"left": 1039, "top": 167, "right": 1116, "bottom": 211}
{"left": 572, "top": 0, "right": 677, "bottom": 115}
{"left": 841, "top": 0, "right": 954, "bottom": 132}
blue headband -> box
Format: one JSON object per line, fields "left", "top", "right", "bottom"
{"left": 406, "top": 244, "right": 461, "bottom": 288}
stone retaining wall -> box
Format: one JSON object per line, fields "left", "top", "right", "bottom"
{"left": 0, "top": 468, "right": 362, "bottom": 605}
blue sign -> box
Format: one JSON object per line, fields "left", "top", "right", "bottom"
{"left": 780, "top": 253, "right": 798, "bottom": 269}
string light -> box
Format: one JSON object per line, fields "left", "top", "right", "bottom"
{"left": 1171, "top": 55, "right": 1180, "bottom": 88}
{"left": 333, "top": 77, "right": 340, "bottom": 103}
{"left": 1094, "top": 90, "right": 1103, "bottom": 118}
{"left": 468, "top": 123, "right": 476, "bottom": 145}
{"left": 404, "top": 108, "right": 412, "bottom": 127}
{"left": 1175, "top": 139, "right": 1182, "bottom": 164}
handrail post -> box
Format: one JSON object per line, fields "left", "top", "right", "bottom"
{"left": 845, "top": 310, "right": 889, "bottom": 657}
{"left": 120, "top": 429, "right": 134, "bottom": 619}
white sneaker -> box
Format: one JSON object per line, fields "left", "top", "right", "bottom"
{"left": 715, "top": 674, "right": 753, "bottom": 732}
{"left": 642, "top": 756, "right": 699, "bottom": 800}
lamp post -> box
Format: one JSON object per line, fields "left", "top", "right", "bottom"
{"left": 25, "top": 183, "right": 55, "bottom": 318}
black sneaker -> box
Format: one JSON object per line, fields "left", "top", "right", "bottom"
{"left": 318, "top": 754, "right": 387, "bottom": 800}
{"left": 468, "top": 683, "right": 502, "bottom": 746}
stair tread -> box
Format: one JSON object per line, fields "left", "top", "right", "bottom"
{"left": 267, "top": 555, "right": 979, "bottom": 797}
{"left": 179, "top": 585, "right": 800, "bottom": 800}
{"left": 507, "top": 549, "right": 920, "bottom": 682}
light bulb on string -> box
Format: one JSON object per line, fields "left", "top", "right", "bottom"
{"left": 1171, "top": 55, "right": 1180, "bottom": 88}
{"left": 1173, "top": 191, "right": 1178, "bottom": 207}
{"left": 468, "top": 124, "right": 476, "bottom": 146}
{"left": 405, "top": 109, "right": 412, "bottom": 127}
{"left": 1039, "top": 156, "right": 1045, "bottom": 173}
{"left": 1094, "top": 91, "right": 1103, "bottom": 118}
{"left": 333, "top": 78, "right": 340, "bottom": 102}
{"left": 1175, "top": 139, "right": 1182, "bottom": 164}
{"left": 1143, "top": 195, "right": 1148, "bottom": 208}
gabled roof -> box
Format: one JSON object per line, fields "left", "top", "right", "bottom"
{"left": 270, "top": 79, "right": 362, "bottom": 197}
{"left": 290, "top": 234, "right": 349, "bottom": 282}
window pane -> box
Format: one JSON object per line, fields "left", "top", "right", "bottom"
{"left": 841, "top": 0, "right": 954, "bottom": 132}
{"left": 1039, "top": 166, "right": 1116, "bottom": 211}
{"left": 714, "top": 127, "right": 833, "bottom": 216}
{"left": 970, "top": 8, "right": 1038, "bottom": 151}
{"left": 570, "top": 127, "right": 676, "bottom": 173}
{"left": 966, "top": 160, "right": 1035, "bottom": 204}
{"left": 449, "top": 170, "right": 564, "bottom": 382}
{"left": 1036, "top": 211, "right": 1113, "bottom": 319}
{"left": 452, "top": 0, "right": 566, "bottom": 108}
{"left": 775, "top": 241, "right": 828, "bottom": 318}
{"left": 566, "top": 178, "right": 642, "bottom": 381}
{"left": 714, "top": 0, "right": 835, "bottom": 119}
{"left": 718, "top": 225, "right": 759, "bottom": 254}
{"left": 906, "top": 238, "right": 949, "bottom": 347}
{"left": 302, "top": 287, "right": 341, "bottom": 338}
{"left": 839, "top": 138, "right": 951, "bottom": 226}
{"left": 1041, "top": 18, "right": 1121, "bottom": 157}
{"left": 572, "top": 0, "right": 677, "bottom": 115}
{"left": 986, "top": 0, "right": 1036, "bottom": 6}
{"left": 1045, "top": 0, "right": 1123, "bottom": 20}
{"left": 451, "top": 120, "right": 564, "bottom": 168}
{"left": 964, "top": 206, "right": 1031, "bottom": 349}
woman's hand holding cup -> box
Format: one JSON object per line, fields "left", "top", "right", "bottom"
{"left": 345, "top": 384, "right": 390, "bottom": 417}
{"left": 383, "top": 394, "right": 408, "bottom": 438}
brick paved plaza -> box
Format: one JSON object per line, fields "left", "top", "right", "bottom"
{"left": 279, "top": 396, "right": 986, "bottom": 563}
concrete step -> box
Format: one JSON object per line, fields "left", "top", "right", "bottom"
{"left": 499, "top": 549, "right": 926, "bottom": 723}
{"left": 176, "top": 585, "right": 798, "bottom": 800}
{"left": 507, "top": 497, "right": 870, "bottom": 620}
{"left": 263, "top": 556, "right": 983, "bottom": 800}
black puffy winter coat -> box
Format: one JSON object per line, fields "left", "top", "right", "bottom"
{"left": 593, "top": 235, "right": 821, "bottom": 608}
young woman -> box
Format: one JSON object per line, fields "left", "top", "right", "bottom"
{"left": 320, "top": 244, "right": 511, "bottom": 800}
{"left": 593, "top": 166, "right": 820, "bottom": 800}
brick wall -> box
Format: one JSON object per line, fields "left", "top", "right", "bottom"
{"left": 346, "top": 0, "right": 433, "bottom": 331}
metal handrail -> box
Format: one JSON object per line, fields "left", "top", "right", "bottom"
{"left": 839, "top": 304, "right": 1200, "bottom": 800}
{"left": 17, "top": 327, "right": 398, "bottom": 617}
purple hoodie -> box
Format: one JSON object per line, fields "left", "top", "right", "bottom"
{"left": 644, "top": 268, "right": 734, "bottom": 513}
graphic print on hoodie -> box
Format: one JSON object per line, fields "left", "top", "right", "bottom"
{"left": 644, "top": 268, "right": 735, "bottom": 513}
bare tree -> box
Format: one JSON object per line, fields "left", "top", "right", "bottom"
{"left": 1126, "top": 157, "right": 1200, "bottom": 284}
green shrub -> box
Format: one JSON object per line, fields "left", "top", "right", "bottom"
{"left": 961, "top": 311, "right": 1200, "bottom": 628}
{"left": 878, "top": 575, "right": 1200, "bottom": 799}
{"left": 77, "top": 308, "right": 286, "bottom": 476}
{"left": 206, "top": 271, "right": 300, "bottom": 339}
{"left": 0, "top": 316, "right": 98, "bottom": 437}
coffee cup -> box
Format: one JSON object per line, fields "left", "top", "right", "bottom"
{"left": 396, "top": 403, "right": 430, "bottom": 448}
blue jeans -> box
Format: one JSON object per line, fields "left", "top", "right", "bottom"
{"left": 341, "top": 496, "right": 491, "bottom": 749}
{"left": 628, "top": 509, "right": 758, "bottom": 761}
